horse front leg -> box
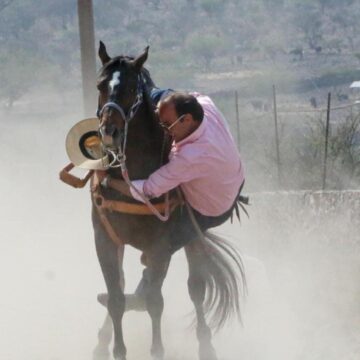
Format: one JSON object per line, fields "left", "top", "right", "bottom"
{"left": 93, "top": 247, "right": 125, "bottom": 360}
{"left": 185, "top": 244, "right": 218, "bottom": 360}
{"left": 94, "top": 220, "right": 127, "bottom": 360}
{"left": 93, "top": 314, "right": 113, "bottom": 360}
{"left": 143, "top": 247, "right": 171, "bottom": 360}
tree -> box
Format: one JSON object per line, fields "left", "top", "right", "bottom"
{"left": 302, "top": 112, "right": 360, "bottom": 188}
{"left": 293, "top": 3, "right": 323, "bottom": 51}
{"left": 185, "top": 33, "right": 229, "bottom": 70}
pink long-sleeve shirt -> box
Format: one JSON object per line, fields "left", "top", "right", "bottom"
{"left": 130, "top": 93, "right": 245, "bottom": 216}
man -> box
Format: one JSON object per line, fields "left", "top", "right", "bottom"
{"left": 99, "top": 91, "right": 245, "bottom": 249}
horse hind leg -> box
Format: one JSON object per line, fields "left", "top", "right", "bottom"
{"left": 185, "top": 244, "right": 218, "bottom": 360}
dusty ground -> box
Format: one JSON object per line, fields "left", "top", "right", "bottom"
{"left": 0, "top": 93, "right": 359, "bottom": 360}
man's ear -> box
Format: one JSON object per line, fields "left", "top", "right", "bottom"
{"left": 98, "top": 41, "right": 111, "bottom": 65}
{"left": 132, "top": 46, "right": 149, "bottom": 72}
{"left": 182, "top": 114, "right": 191, "bottom": 123}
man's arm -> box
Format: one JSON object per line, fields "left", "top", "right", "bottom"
{"left": 98, "top": 148, "right": 206, "bottom": 201}
{"left": 97, "top": 171, "right": 147, "bottom": 202}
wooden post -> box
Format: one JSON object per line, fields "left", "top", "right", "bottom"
{"left": 322, "top": 92, "right": 331, "bottom": 190}
{"left": 77, "top": 0, "right": 97, "bottom": 117}
{"left": 272, "top": 84, "right": 281, "bottom": 187}
{"left": 235, "top": 90, "right": 240, "bottom": 149}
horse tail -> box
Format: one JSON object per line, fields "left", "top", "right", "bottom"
{"left": 187, "top": 231, "right": 247, "bottom": 331}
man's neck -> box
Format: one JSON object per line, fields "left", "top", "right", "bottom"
{"left": 175, "top": 121, "right": 201, "bottom": 143}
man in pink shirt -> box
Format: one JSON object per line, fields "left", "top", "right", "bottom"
{"left": 100, "top": 91, "right": 245, "bottom": 248}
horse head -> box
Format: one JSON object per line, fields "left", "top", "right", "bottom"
{"left": 96, "top": 41, "right": 150, "bottom": 155}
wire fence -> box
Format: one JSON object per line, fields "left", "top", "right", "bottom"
{"left": 214, "top": 88, "right": 360, "bottom": 192}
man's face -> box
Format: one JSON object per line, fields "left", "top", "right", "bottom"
{"left": 158, "top": 102, "right": 194, "bottom": 142}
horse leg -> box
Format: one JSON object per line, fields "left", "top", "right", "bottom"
{"left": 93, "top": 247, "right": 125, "bottom": 360}
{"left": 143, "top": 247, "right": 171, "bottom": 360}
{"left": 92, "top": 314, "right": 113, "bottom": 360}
{"left": 94, "top": 222, "right": 127, "bottom": 360}
{"left": 185, "top": 244, "right": 218, "bottom": 360}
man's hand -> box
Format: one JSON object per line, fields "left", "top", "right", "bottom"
{"left": 94, "top": 171, "right": 133, "bottom": 198}
{"left": 96, "top": 170, "right": 107, "bottom": 182}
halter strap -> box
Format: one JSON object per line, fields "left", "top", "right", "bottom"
{"left": 98, "top": 102, "right": 126, "bottom": 120}
{"left": 97, "top": 74, "right": 144, "bottom": 124}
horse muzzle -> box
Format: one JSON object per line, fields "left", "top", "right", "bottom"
{"left": 99, "top": 124, "right": 122, "bottom": 148}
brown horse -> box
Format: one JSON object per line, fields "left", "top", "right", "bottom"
{"left": 92, "top": 41, "right": 246, "bottom": 360}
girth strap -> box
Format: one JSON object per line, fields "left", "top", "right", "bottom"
{"left": 91, "top": 173, "right": 181, "bottom": 247}
{"left": 93, "top": 192, "right": 180, "bottom": 215}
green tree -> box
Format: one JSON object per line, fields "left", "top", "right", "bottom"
{"left": 293, "top": 3, "right": 323, "bottom": 50}
{"left": 186, "top": 33, "right": 229, "bottom": 70}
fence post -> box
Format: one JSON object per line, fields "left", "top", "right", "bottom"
{"left": 322, "top": 92, "right": 331, "bottom": 190}
{"left": 77, "top": 0, "right": 97, "bottom": 117}
{"left": 235, "top": 90, "right": 241, "bottom": 149}
{"left": 272, "top": 84, "right": 282, "bottom": 187}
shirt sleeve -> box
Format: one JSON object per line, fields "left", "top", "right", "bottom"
{"left": 139, "top": 149, "right": 207, "bottom": 199}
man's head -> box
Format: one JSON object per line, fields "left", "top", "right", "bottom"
{"left": 158, "top": 92, "right": 204, "bottom": 142}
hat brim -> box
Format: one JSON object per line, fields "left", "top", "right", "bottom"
{"left": 65, "top": 118, "right": 109, "bottom": 170}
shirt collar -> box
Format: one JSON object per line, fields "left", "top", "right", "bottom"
{"left": 175, "top": 116, "right": 207, "bottom": 147}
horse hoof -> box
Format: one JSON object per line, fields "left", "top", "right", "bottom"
{"left": 151, "top": 345, "right": 164, "bottom": 360}
{"left": 151, "top": 353, "right": 164, "bottom": 360}
{"left": 114, "top": 355, "right": 127, "bottom": 360}
{"left": 92, "top": 345, "right": 110, "bottom": 360}
{"left": 199, "top": 344, "right": 217, "bottom": 360}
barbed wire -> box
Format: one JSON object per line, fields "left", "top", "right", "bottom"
{"left": 277, "top": 101, "right": 360, "bottom": 114}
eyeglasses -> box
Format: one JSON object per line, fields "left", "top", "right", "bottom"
{"left": 160, "top": 114, "right": 186, "bottom": 132}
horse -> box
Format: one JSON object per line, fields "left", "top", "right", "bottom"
{"left": 91, "top": 41, "right": 246, "bottom": 360}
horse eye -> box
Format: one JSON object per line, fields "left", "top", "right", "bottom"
{"left": 97, "top": 82, "right": 107, "bottom": 92}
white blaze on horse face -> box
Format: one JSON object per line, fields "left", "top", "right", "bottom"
{"left": 109, "top": 71, "right": 121, "bottom": 92}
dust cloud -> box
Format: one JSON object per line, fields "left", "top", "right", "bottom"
{"left": 0, "top": 90, "right": 358, "bottom": 360}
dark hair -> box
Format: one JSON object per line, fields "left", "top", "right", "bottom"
{"left": 164, "top": 92, "right": 204, "bottom": 122}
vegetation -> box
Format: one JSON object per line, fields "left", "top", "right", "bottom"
{"left": 0, "top": 0, "right": 360, "bottom": 106}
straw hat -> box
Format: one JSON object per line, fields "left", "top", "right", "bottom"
{"left": 65, "top": 118, "right": 109, "bottom": 170}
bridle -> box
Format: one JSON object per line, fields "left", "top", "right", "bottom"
{"left": 97, "top": 71, "right": 172, "bottom": 222}
{"left": 97, "top": 73, "right": 145, "bottom": 169}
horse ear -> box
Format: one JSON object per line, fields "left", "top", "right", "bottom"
{"left": 98, "top": 41, "right": 111, "bottom": 65}
{"left": 132, "top": 46, "right": 149, "bottom": 72}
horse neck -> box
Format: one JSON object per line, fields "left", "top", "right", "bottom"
{"left": 117, "top": 99, "right": 168, "bottom": 180}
